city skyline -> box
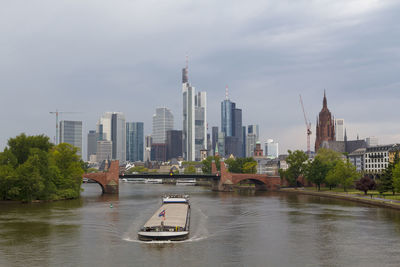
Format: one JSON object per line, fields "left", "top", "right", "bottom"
{"left": 1, "top": 0, "right": 400, "bottom": 157}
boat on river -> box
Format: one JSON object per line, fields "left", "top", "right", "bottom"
{"left": 138, "top": 194, "right": 190, "bottom": 241}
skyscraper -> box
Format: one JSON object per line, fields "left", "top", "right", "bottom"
{"left": 315, "top": 91, "right": 335, "bottom": 151}
{"left": 265, "top": 139, "right": 279, "bottom": 159}
{"left": 87, "top": 130, "right": 98, "bottom": 161}
{"left": 335, "top": 119, "right": 345, "bottom": 141}
{"left": 97, "top": 112, "right": 126, "bottom": 162}
{"left": 126, "top": 122, "right": 144, "bottom": 162}
{"left": 166, "top": 130, "right": 182, "bottom": 160}
{"left": 212, "top": 126, "right": 219, "bottom": 155}
{"left": 144, "top": 135, "right": 152, "bottom": 162}
{"left": 152, "top": 107, "right": 173, "bottom": 144}
{"left": 182, "top": 61, "right": 207, "bottom": 161}
{"left": 60, "top": 120, "right": 82, "bottom": 157}
{"left": 221, "top": 88, "right": 243, "bottom": 157}
{"left": 195, "top": 92, "right": 207, "bottom": 161}
{"left": 248, "top": 125, "right": 260, "bottom": 141}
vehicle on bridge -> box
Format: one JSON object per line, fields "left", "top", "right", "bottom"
{"left": 138, "top": 194, "right": 190, "bottom": 241}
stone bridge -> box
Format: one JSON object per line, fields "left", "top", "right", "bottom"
{"left": 211, "top": 160, "right": 281, "bottom": 191}
{"left": 83, "top": 160, "right": 119, "bottom": 194}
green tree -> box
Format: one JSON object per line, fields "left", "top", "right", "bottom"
{"left": 304, "top": 157, "right": 328, "bottom": 191}
{"left": 392, "top": 162, "right": 400, "bottom": 193}
{"left": 50, "top": 143, "right": 84, "bottom": 199}
{"left": 326, "top": 160, "right": 360, "bottom": 192}
{"left": 201, "top": 156, "right": 221, "bottom": 174}
{"left": 315, "top": 148, "right": 342, "bottom": 168}
{"left": 7, "top": 133, "right": 53, "bottom": 165}
{"left": 377, "top": 153, "right": 399, "bottom": 195}
{"left": 225, "top": 157, "right": 257, "bottom": 173}
{"left": 281, "top": 150, "right": 308, "bottom": 187}
{"left": 184, "top": 165, "right": 196, "bottom": 174}
{"left": 0, "top": 134, "right": 83, "bottom": 202}
{"left": 243, "top": 161, "right": 257, "bottom": 174}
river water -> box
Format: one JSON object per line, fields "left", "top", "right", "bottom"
{"left": 1, "top": 183, "right": 400, "bottom": 267}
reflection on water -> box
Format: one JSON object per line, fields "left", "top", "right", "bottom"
{"left": 1, "top": 183, "right": 400, "bottom": 266}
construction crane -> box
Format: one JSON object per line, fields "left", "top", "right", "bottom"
{"left": 299, "top": 95, "right": 312, "bottom": 156}
{"left": 49, "top": 110, "right": 81, "bottom": 145}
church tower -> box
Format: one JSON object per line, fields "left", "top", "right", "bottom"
{"left": 315, "top": 91, "right": 335, "bottom": 151}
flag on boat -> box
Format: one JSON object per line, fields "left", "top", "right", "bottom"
{"left": 158, "top": 210, "right": 165, "bottom": 217}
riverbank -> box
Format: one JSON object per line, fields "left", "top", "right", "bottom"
{"left": 281, "top": 188, "right": 400, "bottom": 210}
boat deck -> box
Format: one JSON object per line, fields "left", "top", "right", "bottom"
{"left": 144, "top": 203, "right": 189, "bottom": 228}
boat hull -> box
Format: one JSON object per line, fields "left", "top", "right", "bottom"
{"left": 138, "top": 231, "right": 189, "bottom": 241}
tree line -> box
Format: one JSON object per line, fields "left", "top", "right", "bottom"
{"left": 280, "top": 148, "right": 400, "bottom": 195}
{"left": 0, "top": 134, "right": 84, "bottom": 202}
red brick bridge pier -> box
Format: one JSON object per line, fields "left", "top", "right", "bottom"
{"left": 211, "top": 160, "right": 281, "bottom": 191}
{"left": 83, "top": 160, "right": 119, "bottom": 194}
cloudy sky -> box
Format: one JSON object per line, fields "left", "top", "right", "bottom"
{"left": 1, "top": 0, "right": 400, "bottom": 157}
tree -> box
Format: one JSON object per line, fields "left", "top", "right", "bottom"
{"left": 304, "top": 157, "right": 328, "bottom": 191}
{"left": 201, "top": 156, "right": 221, "bottom": 174}
{"left": 243, "top": 161, "right": 257, "bottom": 174}
{"left": 326, "top": 160, "right": 360, "bottom": 192}
{"left": 7, "top": 133, "right": 53, "bottom": 165}
{"left": 356, "top": 175, "right": 376, "bottom": 195}
{"left": 225, "top": 157, "right": 257, "bottom": 173}
{"left": 184, "top": 165, "right": 196, "bottom": 174}
{"left": 377, "top": 153, "right": 399, "bottom": 195}
{"left": 282, "top": 150, "right": 308, "bottom": 187}
{"left": 392, "top": 162, "right": 400, "bottom": 193}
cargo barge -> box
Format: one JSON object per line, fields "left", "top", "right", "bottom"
{"left": 138, "top": 194, "right": 190, "bottom": 241}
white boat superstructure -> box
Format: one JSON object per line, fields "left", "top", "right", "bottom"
{"left": 176, "top": 179, "right": 196, "bottom": 186}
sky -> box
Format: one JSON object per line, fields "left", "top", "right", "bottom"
{"left": 1, "top": 0, "right": 400, "bottom": 158}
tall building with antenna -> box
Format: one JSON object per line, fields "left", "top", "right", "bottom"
{"left": 182, "top": 58, "right": 207, "bottom": 161}
{"left": 221, "top": 86, "right": 243, "bottom": 157}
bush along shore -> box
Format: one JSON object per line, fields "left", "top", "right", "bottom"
{"left": 0, "top": 134, "right": 84, "bottom": 203}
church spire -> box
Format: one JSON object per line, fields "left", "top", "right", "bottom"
{"left": 323, "top": 90, "right": 327, "bottom": 108}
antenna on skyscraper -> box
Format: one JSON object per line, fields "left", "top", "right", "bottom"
{"left": 225, "top": 85, "right": 229, "bottom": 100}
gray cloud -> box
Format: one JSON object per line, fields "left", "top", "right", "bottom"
{"left": 1, "top": 0, "right": 399, "bottom": 156}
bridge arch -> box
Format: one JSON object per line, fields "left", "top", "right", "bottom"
{"left": 82, "top": 160, "right": 119, "bottom": 194}
{"left": 83, "top": 178, "right": 106, "bottom": 194}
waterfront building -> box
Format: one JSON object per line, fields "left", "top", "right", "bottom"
{"left": 87, "top": 130, "right": 97, "bottom": 161}
{"left": 96, "top": 140, "right": 112, "bottom": 163}
{"left": 335, "top": 119, "right": 345, "bottom": 141}
{"left": 265, "top": 139, "right": 279, "bottom": 159}
{"left": 315, "top": 91, "right": 335, "bottom": 151}
{"left": 364, "top": 145, "right": 393, "bottom": 174}
{"left": 166, "top": 130, "right": 182, "bottom": 160}
{"left": 60, "top": 120, "right": 82, "bottom": 157}
{"left": 152, "top": 107, "right": 173, "bottom": 144}
{"left": 366, "top": 136, "right": 379, "bottom": 147}
{"left": 320, "top": 131, "right": 367, "bottom": 155}
{"left": 221, "top": 88, "right": 243, "bottom": 157}
{"left": 388, "top": 144, "right": 400, "bottom": 163}
{"left": 126, "top": 122, "right": 144, "bottom": 162}
{"left": 97, "top": 112, "right": 126, "bottom": 162}
{"left": 348, "top": 148, "right": 366, "bottom": 172}
{"left": 182, "top": 61, "right": 207, "bottom": 161}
